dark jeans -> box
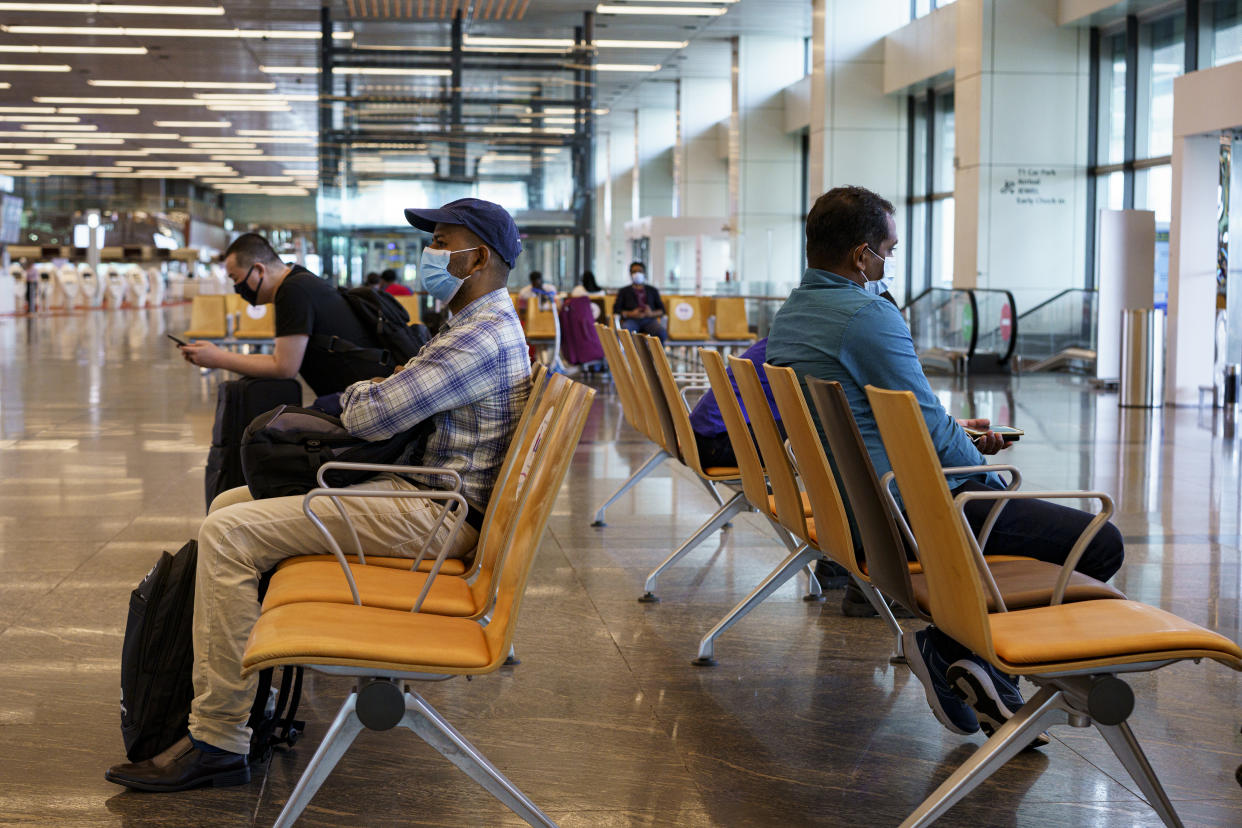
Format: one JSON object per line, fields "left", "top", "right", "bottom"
{"left": 621, "top": 317, "right": 668, "bottom": 343}
{"left": 694, "top": 430, "right": 736, "bottom": 468}
{"left": 928, "top": 478, "right": 1125, "bottom": 664}
{"left": 693, "top": 421, "right": 786, "bottom": 470}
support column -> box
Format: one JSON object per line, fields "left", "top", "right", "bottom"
{"left": 953, "top": 0, "right": 1090, "bottom": 311}
{"left": 807, "top": 0, "right": 907, "bottom": 211}
{"left": 734, "top": 34, "right": 804, "bottom": 294}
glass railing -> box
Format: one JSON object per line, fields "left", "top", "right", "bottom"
{"left": 1014, "top": 289, "right": 1097, "bottom": 367}
{"left": 905, "top": 287, "right": 976, "bottom": 358}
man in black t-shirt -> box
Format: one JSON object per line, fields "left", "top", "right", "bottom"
{"left": 180, "top": 234, "right": 383, "bottom": 396}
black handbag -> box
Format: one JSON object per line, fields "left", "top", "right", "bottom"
{"left": 239, "top": 405, "right": 434, "bottom": 500}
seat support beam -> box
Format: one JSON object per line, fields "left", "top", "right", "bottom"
{"left": 273, "top": 686, "right": 558, "bottom": 828}
{"left": 591, "top": 448, "right": 670, "bottom": 526}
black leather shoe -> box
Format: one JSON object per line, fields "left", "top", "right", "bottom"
{"left": 105, "top": 736, "right": 250, "bottom": 792}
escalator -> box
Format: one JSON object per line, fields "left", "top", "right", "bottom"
{"left": 904, "top": 287, "right": 1017, "bottom": 374}
{"left": 1013, "top": 289, "right": 1097, "bottom": 372}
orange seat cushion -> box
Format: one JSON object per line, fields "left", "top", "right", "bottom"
{"left": 701, "top": 466, "right": 741, "bottom": 479}
{"left": 989, "top": 599, "right": 1242, "bottom": 668}
{"left": 244, "top": 601, "right": 493, "bottom": 676}
{"left": 264, "top": 560, "right": 477, "bottom": 616}
{"left": 909, "top": 559, "right": 1125, "bottom": 612}
{"left": 276, "top": 554, "right": 468, "bottom": 577}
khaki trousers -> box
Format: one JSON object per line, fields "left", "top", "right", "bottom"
{"left": 188, "top": 475, "right": 478, "bottom": 754}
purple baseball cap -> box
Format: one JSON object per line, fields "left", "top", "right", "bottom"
{"left": 404, "top": 197, "right": 523, "bottom": 268}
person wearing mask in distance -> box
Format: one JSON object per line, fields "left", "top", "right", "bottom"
{"left": 614, "top": 260, "right": 668, "bottom": 343}
{"left": 766, "top": 186, "right": 1124, "bottom": 742}
{"left": 104, "top": 198, "right": 532, "bottom": 793}
{"left": 178, "top": 234, "right": 387, "bottom": 396}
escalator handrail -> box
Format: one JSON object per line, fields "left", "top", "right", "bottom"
{"left": 971, "top": 287, "right": 1017, "bottom": 363}
{"left": 1015, "top": 288, "right": 1096, "bottom": 320}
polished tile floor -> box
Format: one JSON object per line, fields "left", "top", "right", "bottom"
{"left": 1, "top": 305, "right": 1241, "bottom": 827}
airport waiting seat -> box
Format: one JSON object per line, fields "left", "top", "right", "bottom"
{"left": 392, "top": 293, "right": 421, "bottom": 324}
{"left": 684, "top": 349, "right": 822, "bottom": 664}
{"left": 665, "top": 295, "right": 709, "bottom": 341}
{"left": 274, "top": 363, "right": 548, "bottom": 581}
{"left": 263, "top": 371, "right": 566, "bottom": 619}
{"left": 631, "top": 333, "right": 754, "bottom": 602}
{"left": 224, "top": 292, "right": 246, "bottom": 319}
{"left": 241, "top": 377, "right": 595, "bottom": 828}
{"left": 590, "top": 324, "right": 673, "bottom": 526}
{"left": 865, "top": 385, "right": 1242, "bottom": 828}
{"left": 234, "top": 303, "right": 277, "bottom": 339}
{"left": 712, "top": 297, "right": 756, "bottom": 342}
{"left": 801, "top": 375, "right": 1125, "bottom": 660}
{"left": 523, "top": 295, "right": 557, "bottom": 339}
{"left": 182, "top": 294, "right": 228, "bottom": 340}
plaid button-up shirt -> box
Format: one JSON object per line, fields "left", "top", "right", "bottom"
{"left": 340, "top": 287, "right": 531, "bottom": 510}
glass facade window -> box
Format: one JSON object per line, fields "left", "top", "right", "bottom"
{"left": 1098, "top": 31, "right": 1127, "bottom": 166}
{"left": 1210, "top": 0, "right": 1242, "bottom": 66}
{"left": 1136, "top": 14, "right": 1184, "bottom": 159}
{"left": 906, "top": 87, "right": 954, "bottom": 300}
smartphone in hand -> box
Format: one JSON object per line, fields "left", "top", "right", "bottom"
{"left": 167, "top": 334, "right": 188, "bottom": 347}
{"left": 964, "top": 425, "right": 1023, "bottom": 442}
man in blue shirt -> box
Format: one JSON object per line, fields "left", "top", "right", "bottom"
{"left": 767, "top": 186, "right": 1123, "bottom": 742}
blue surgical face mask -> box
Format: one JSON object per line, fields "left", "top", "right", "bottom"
{"left": 419, "top": 246, "right": 479, "bottom": 304}
{"left": 864, "top": 246, "right": 898, "bottom": 295}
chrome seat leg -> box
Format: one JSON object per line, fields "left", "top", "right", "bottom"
{"left": 640, "top": 492, "right": 749, "bottom": 601}
{"left": 591, "top": 448, "right": 669, "bottom": 526}
{"left": 692, "top": 545, "right": 818, "bottom": 665}
{"left": 272, "top": 692, "right": 365, "bottom": 828}
{"left": 402, "top": 691, "right": 558, "bottom": 828}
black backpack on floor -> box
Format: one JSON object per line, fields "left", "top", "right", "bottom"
{"left": 239, "top": 404, "right": 435, "bottom": 500}
{"left": 311, "top": 287, "right": 432, "bottom": 373}
{"left": 119, "top": 540, "right": 303, "bottom": 763}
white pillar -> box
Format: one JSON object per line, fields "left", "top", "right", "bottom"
{"left": 1166, "top": 133, "right": 1220, "bottom": 405}
{"left": 735, "top": 34, "right": 804, "bottom": 294}
{"left": 953, "top": 0, "right": 1090, "bottom": 309}
{"left": 1096, "top": 209, "right": 1156, "bottom": 381}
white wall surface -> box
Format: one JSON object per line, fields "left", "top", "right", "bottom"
{"left": 884, "top": 2, "right": 957, "bottom": 93}
{"left": 953, "top": 0, "right": 1091, "bottom": 313}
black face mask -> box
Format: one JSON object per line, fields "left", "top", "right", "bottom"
{"left": 233, "top": 265, "right": 262, "bottom": 306}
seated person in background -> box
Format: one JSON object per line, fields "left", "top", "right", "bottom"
{"left": 179, "top": 234, "right": 388, "bottom": 397}
{"left": 689, "top": 337, "right": 779, "bottom": 468}
{"left": 105, "top": 197, "right": 532, "bottom": 794}
{"left": 575, "top": 270, "right": 602, "bottom": 295}
{"left": 381, "top": 267, "right": 412, "bottom": 296}
{"left": 364, "top": 271, "right": 382, "bottom": 289}
{"left": 767, "top": 185, "right": 1124, "bottom": 740}
{"left": 615, "top": 261, "right": 667, "bottom": 343}
{"left": 517, "top": 270, "right": 556, "bottom": 312}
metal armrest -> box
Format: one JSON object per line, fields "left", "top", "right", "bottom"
{"left": 952, "top": 489, "right": 1115, "bottom": 605}
{"left": 880, "top": 471, "right": 921, "bottom": 564}
{"left": 315, "top": 460, "right": 462, "bottom": 492}
{"left": 941, "top": 464, "right": 1022, "bottom": 550}
{"left": 302, "top": 486, "right": 469, "bottom": 613}
{"left": 882, "top": 471, "right": 1007, "bottom": 611}
{"left": 783, "top": 438, "right": 799, "bottom": 473}
{"left": 678, "top": 383, "right": 711, "bottom": 411}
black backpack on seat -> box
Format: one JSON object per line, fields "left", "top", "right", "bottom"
{"left": 239, "top": 404, "right": 435, "bottom": 500}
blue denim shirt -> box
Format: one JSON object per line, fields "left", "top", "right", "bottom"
{"left": 766, "top": 268, "right": 1000, "bottom": 494}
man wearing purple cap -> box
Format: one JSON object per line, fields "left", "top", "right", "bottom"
{"left": 106, "top": 199, "right": 532, "bottom": 793}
